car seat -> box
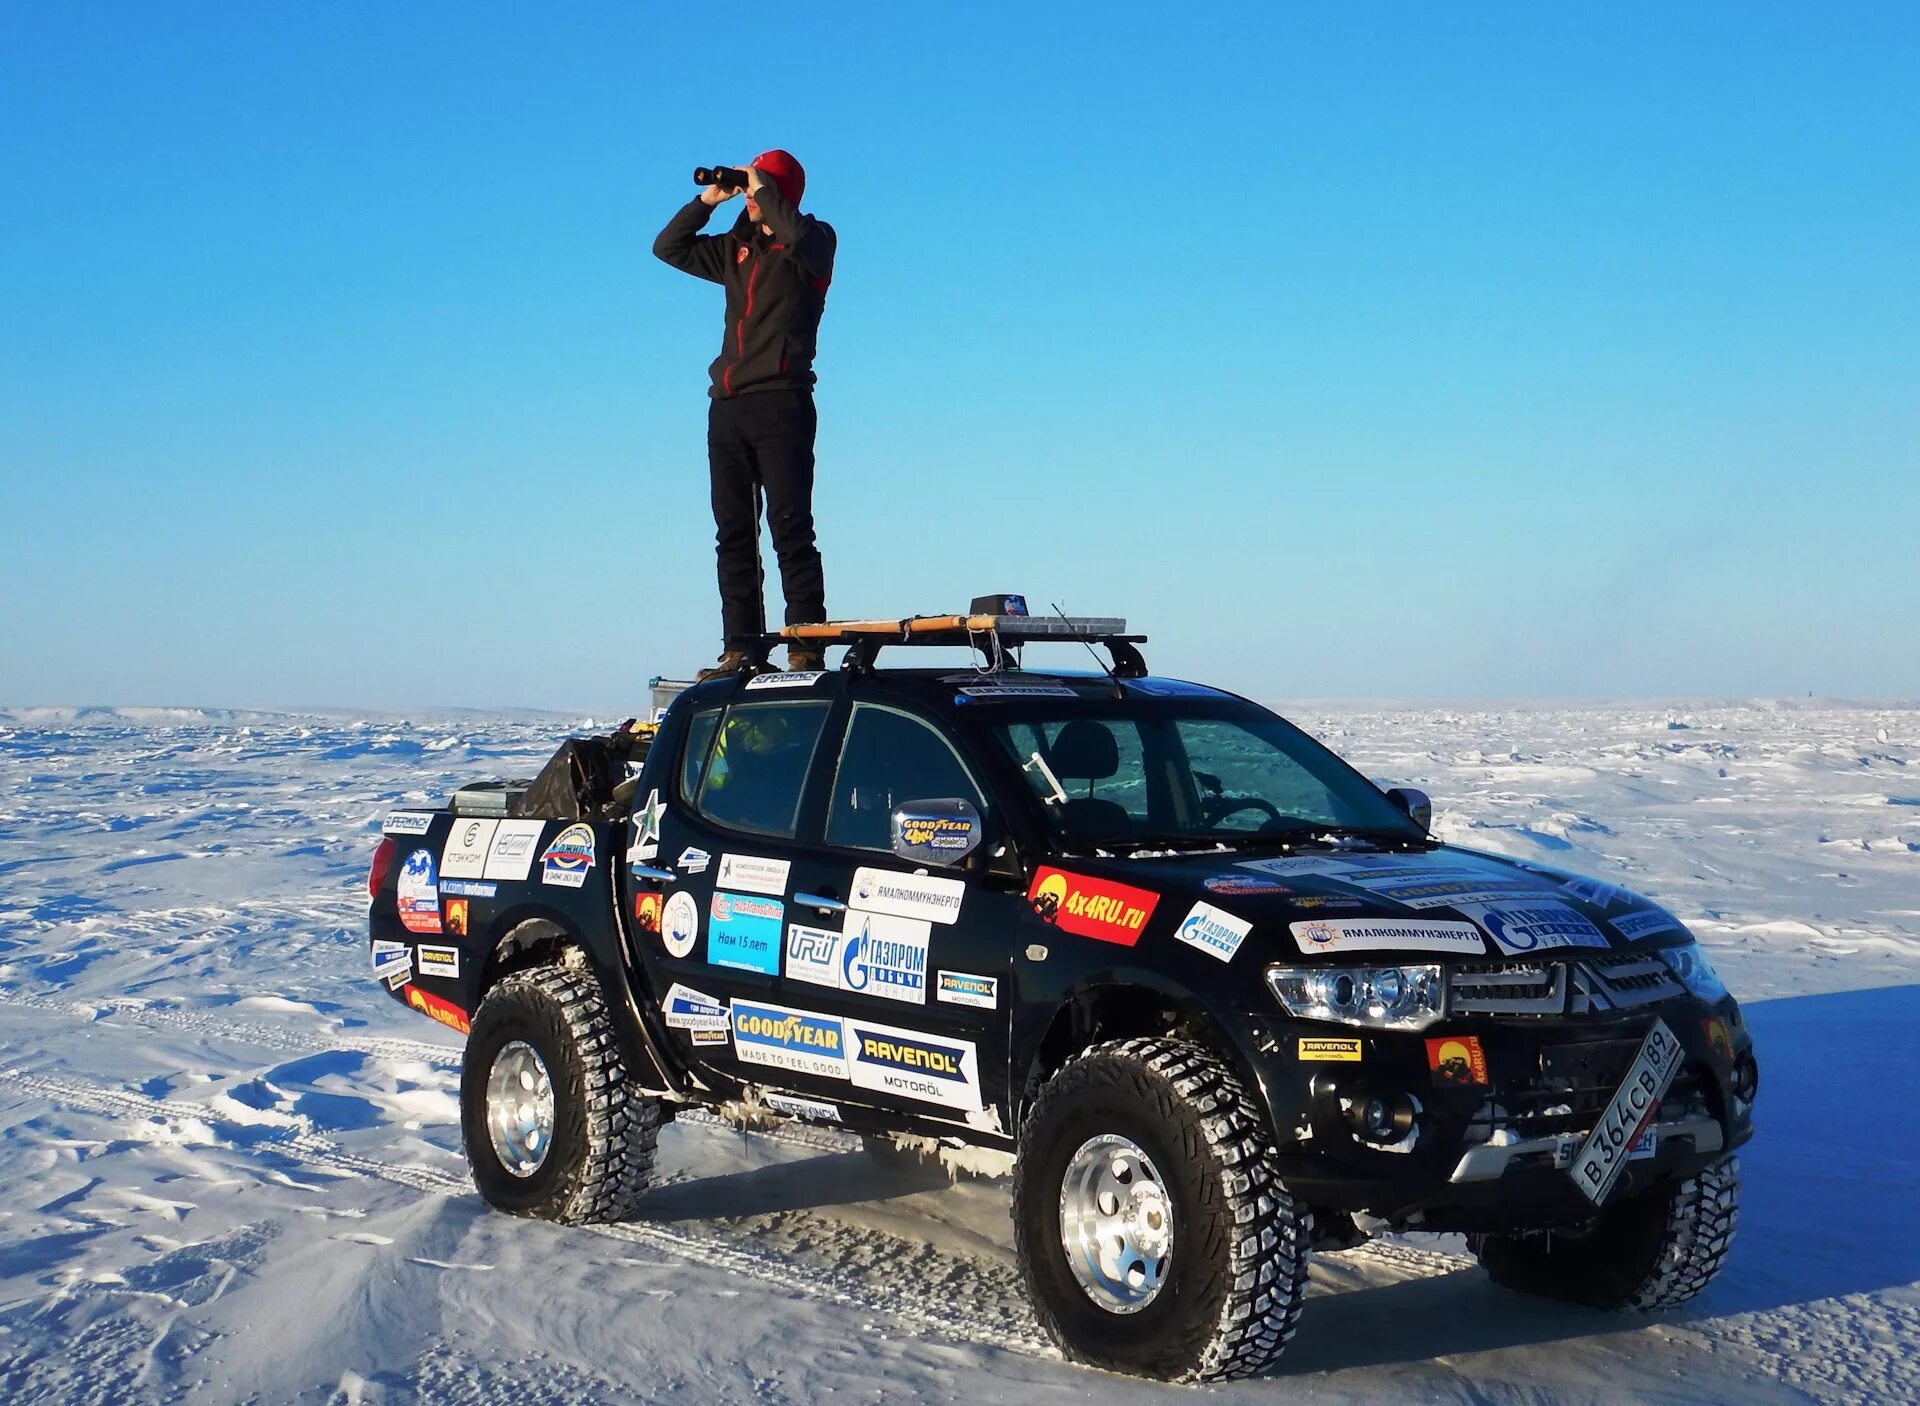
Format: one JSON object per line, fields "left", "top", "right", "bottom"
{"left": 1047, "top": 719, "right": 1133, "bottom": 841}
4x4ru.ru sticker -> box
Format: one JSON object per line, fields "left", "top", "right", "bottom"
{"left": 1028, "top": 867, "right": 1158, "bottom": 946}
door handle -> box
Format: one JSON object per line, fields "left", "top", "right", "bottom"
{"left": 630, "top": 864, "right": 675, "bottom": 884}
{"left": 795, "top": 891, "right": 846, "bottom": 914}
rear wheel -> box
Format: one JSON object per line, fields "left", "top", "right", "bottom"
{"left": 1012, "top": 1037, "right": 1311, "bottom": 1382}
{"left": 1471, "top": 1155, "right": 1740, "bottom": 1309}
{"left": 461, "top": 964, "right": 660, "bottom": 1224}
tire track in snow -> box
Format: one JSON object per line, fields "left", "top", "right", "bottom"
{"left": 0, "top": 1066, "right": 1054, "bottom": 1358}
{"left": 0, "top": 990, "right": 1468, "bottom": 1282}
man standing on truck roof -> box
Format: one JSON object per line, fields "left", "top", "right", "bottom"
{"left": 653, "top": 150, "right": 834, "bottom": 676}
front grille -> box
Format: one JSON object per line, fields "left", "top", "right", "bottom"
{"left": 1497, "top": 1035, "right": 1643, "bottom": 1136}
{"left": 1449, "top": 961, "right": 1565, "bottom": 1015}
{"left": 1449, "top": 951, "right": 1685, "bottom": 1018}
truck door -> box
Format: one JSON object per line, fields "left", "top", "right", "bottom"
{"left": 628, "top": 688, "right": 844, "bottom": 1089}
{"left": 794, "top": 700, "right": 1021, "bottom": 1137}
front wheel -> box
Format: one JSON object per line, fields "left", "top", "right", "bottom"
{"left": 1011, "top": 1037, "right": 1312, "bottom": 1382}
{"left": 460, "top": 964, "right": 660, "bottom": 1224}
{"left": 1471, "top": 1155, "right": 1740, "bottom": 1309}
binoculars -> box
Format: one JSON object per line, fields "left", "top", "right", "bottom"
{"left": 693, "top": 165, "right": 751, "bottom": 190}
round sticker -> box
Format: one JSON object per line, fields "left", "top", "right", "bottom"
{"left": 662, "top": 890, "right": 699, "bottom": 959}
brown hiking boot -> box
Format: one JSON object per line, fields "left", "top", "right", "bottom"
{"left": 696, "top": 650, "right": 749, "bottom": 681}
{"left": 787, "top": 644, "right": 826, "bottom": 672}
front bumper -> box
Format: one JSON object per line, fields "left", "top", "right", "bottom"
{"left": 1244, "top": 997, "right": 1755, "bottom": 1231}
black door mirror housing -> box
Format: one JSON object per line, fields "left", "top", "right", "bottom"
{"left": 1385, "top": 787, "right": 1433, "bottom": 832}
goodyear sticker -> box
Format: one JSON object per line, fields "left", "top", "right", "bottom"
{"left": 731, "top": 1000, "right": 848, "bottom": 1079}
{"left": 1297, "top": 1037, "right": 1363, "bottom": 1063}
{"left": 541, "top": 823, "right": 596, "bottom": 888}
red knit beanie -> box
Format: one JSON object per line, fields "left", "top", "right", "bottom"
{"left": 752, "top": 149, "right": 805, "bottom": 206}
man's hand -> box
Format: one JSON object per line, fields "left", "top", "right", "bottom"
{"left": 744, "top": 162, "right": 765, "bottom": 197}
{"left": 699, "top": 180, "right": 740, "bottom": 208}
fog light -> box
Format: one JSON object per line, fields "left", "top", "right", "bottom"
{"left": 1732, "top": 1053, "right": 1759, "bottom": 1116}
{"left": 1344, "top": 1089, "right": 1417, "bottom": 1145}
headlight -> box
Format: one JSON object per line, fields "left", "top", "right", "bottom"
{"left": 1658, "top": 942, "right": 1728, "bottom": 1001}
{"left": 1267, "top": 964, "right": 1445, "bottom": 1032}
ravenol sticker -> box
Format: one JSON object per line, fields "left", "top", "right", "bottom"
{"left": 731, "top": 1000, "right": 848, "bottom": 1079}
{"left": 1611, "top": 906, "right": 1686, "bottom": 942}
{"left": 440, "top": 818, "right": 499, "bottom": 880}
{"left": 627, "top": 790, "right": 665, "bottom": 864}
{"left": 1028, "top": 867, "right": 1158, "bottom": 946}
{"left": 763, "top": 1091, "right": 841, "bottom": 1122}
{"left": 847, "top": 1017, "right": 982, "bottom": 1111}
{"left": 404, "top": 983, "right": 470, "bottom": 1035}
{"left": 396, "top": 848, "right": 441, "bottom": 934}
{"left": 663, "top": 983, "right": 730, "bottom": 1034}
{"left": 1457, "top": 901, "right": 1610, "bottom": 955}
{"left": 482, "top": 820, "right": 546, "bottom": 882}
{"left": 662, "top": 890, "right": 699, "bottom": 958}
{"left": 716, "top": 852, "right": 791, "bottom": 897}
{"left": 839, "top": 911, "right": 932, "bottom": 1004}
{"left": 743, "top": 671, "right": 827, "bottom": 690}
{"left": 439, "top": 878, "right": 497, "bottom": 898}
{"left": 1297, "top": 1037, "right": 1362, "bottom": 1063}
{"left": 1290, "top": 918, "right": 1485, "bottom": 956}
{"left": 417, "top": 944, "right": 460, "bottom": 979}
{"left": 936, "top": 971, "right": 999, "bottom": 1010}
{"left": 785, "top": 923, "right": 843, "bottom": 990}
{"left": 850, "top": 867, "right": 966, "bottom": 925}
{"left": 677, "top": 846, "right": 711, "bottom": 874}
{"left": 1173, "top": 901, "right": 1252, "bottom": 963}
{"left": 382, "top": 811, "right": 434, "bottom": 836}
{"left": 1426, "top": 1035, "right": 1489, "bottom": 1085}
{"left": 370, "top": 938, "right": 412, "bottom": 983}
{"left": 541, "top": 823, "right": 596, "bottom": 888}
{"left": 709, "top": 891, "right": 783, "bottom": 974}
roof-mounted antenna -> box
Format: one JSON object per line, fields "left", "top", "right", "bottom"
{"left": 1051, "top": 600, "right": 1125, "bottom": 700}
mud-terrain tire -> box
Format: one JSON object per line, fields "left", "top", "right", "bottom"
{"left": 1471, "top": 1155, "right": 1739, "bottom": 1310}
{"left": 461, "top": 965, "right": 660, "bottom": 1224}
{"left": 1011, "top": 1037, "right": 1311, "bottom": 1382}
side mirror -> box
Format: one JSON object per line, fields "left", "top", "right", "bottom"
{"left": 1385, "top": 787, "right": 1432, "bottom": 832}
{"left": 891, "top": 797, "right": 984, "bottom": 868}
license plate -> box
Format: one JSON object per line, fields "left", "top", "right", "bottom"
{"left": 1569, "top": 1018, "right": 1683, "bottom": 1205}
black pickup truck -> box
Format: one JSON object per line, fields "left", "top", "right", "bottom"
{"left": 365, "top": 608, "right": 1756, "bottom": 1382}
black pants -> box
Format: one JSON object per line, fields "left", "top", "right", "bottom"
{"left": 708, "top": 389, "right": 826, "bottom": 644}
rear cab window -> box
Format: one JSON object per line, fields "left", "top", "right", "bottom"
{"left": 692, "top": 700, "right": 833, "bottom": 838}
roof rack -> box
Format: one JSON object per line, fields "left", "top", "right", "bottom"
{"left": 736, "top": 613, "right": 1149, "bottom": 677}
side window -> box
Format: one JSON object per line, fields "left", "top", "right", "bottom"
{"left": 1001, "top": 719, "right": 1150, "bottom": 830}
{"left": 678, "top": 707, "right": 722, "bottom": 803}
{"left": 827, "top": 704, "right": 986, "bottom": 852}
{"left": 694, "top": 701, "right": 833, "bottom": 838}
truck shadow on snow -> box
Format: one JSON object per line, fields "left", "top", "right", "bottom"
{"left": 1272, "top": 981, "right": 1920, "bottom": 1376}
{"left": 617, "top": 985, "right": 1918, "bottom": 1377}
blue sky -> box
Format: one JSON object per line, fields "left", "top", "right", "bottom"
{"left": 3, "top": 3, "right": 1915, "bottom": 710}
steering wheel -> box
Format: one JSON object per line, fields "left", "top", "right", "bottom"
{"left": 1202, "top": 796, "right": 1284, "bottom": 828}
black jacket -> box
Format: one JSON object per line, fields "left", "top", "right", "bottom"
{"left": 653, "top": 180, "right": 836, "bottom": 398}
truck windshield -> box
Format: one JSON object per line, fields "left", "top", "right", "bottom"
{"left": 987, "top": 704, "right": 1422, "bottom": 849}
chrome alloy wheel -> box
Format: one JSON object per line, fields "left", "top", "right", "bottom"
{"left": 485, "top": 1040, "right": 556, "bottom": 1178}
{"left": 1058, "top": 1134, "right": 1176, "bottom": 1313}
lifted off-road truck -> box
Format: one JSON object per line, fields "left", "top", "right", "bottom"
{"left": 365, "top": 605, "right": 1756, "bottom": 1381}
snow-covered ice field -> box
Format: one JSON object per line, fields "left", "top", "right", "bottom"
{"left": 1, "top": 701, "right": 1915, "bottom": 1405}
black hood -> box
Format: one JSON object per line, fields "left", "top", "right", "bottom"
{"left": 1045, "top": 844, "right": 1689, "bottom": 965}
